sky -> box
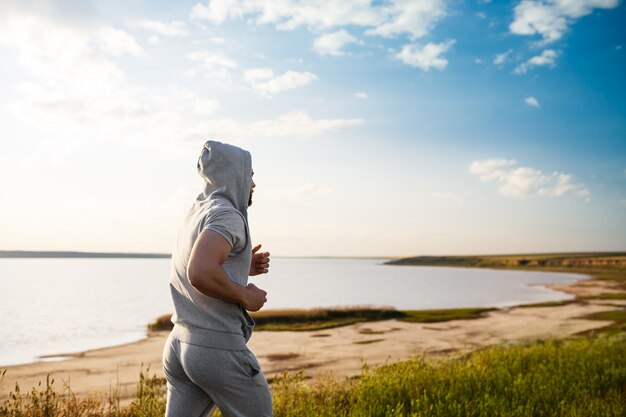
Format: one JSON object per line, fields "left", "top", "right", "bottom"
{"left": 0, "top": 0, "right": 624, "bottom": 257}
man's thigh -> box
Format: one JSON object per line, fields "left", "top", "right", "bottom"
{"left": 163, "top": 336, "right": 217, "bottom": 417}
{"left": 179, "top": 342, "right": 273, "bottom": 417}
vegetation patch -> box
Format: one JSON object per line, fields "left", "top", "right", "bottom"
{"left": 353, "top": 339, "right": 385, "bottom": 345}
{"left": 147, "top": 314, "right": 173, "bottom": 331}
{"left": 516, "top": 300, "right": 577, "bottom": 308}
{"left": 582, "top": 292, "right": 626, "bottom": 300}
{"left": 358, "top": 329, "right": 387, "bottom": 335}
{"left": 149, "top": 306, "right": 495, "bottom": 332}
{"left": 400, "top": 308, "right": 494, "bottom": 323}
{"left": 267, "top": 353, "right": 301, "bottom": 361}
{"left": 580, "top": 308, "right": 626, "bottom": 336}
{"left": 251, "top": 306, "right": 402, "bottom": 331}
{"left": 3, "top": 336, "right": 624, "bottom": 417}
{"left": 270, "top": 335, "right": 626, "bottom": 416}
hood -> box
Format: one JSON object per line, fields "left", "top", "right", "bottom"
{"left": 196, "top": 140, "right": 252, "bottom": 216}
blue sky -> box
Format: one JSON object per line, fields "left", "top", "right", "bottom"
{"left": 0, "top": 0, "right": 624, "bottom": 257}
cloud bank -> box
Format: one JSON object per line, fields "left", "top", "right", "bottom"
{"left": 470, "top": 158, "right": 590, "bottom": 200}
{"left": 510, "top": 0, "right": 619, "bottom": 43}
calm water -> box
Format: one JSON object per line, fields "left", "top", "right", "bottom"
{"left": 0, "top": 258, "right": 585, "bottom": 367}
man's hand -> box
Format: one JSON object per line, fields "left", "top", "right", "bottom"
{"left": 249, "top": 244, "right": 270, "bottom": 276}
{"left": 242, "top": 283, "right": 267, "bottom": 311}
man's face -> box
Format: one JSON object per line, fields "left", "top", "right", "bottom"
{"left": 248, "top": 172, "right": 255, "bottom": 207}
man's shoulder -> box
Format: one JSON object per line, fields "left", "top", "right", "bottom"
{"left": 202, "top": 204, "right": 247, "bottom": 236}
{"left": 205, "top": 204, "right": 245, "bottom": 224}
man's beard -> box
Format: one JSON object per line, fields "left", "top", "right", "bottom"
{"left": 248, "top": 190, "right": 253, "bottom": 207}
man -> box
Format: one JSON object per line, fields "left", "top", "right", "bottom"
{"left": 162, "top": 140, "right": 273, "bottom": 417}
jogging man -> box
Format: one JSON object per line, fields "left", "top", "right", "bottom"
{"left": 162, "top": 140, "right": 273, "bottom": 416}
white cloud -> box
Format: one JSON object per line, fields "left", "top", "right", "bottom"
{"left": 9, "top": 86, "right": 151, "bottom": 129}
{"left": 135, "top": 19, "right": 189, "bottom": 37}
{"left": 313, "top": 30, "right": 357, "bottom": 56}
{"left": 525, "top": 96, "right": 541, "bottom": 107}
{"left": 494, "top": 49, "right": 513, "bottom": 65}
{"left": 246, "top": 70, "right": 318, "bottom": 97}
{"left": 187, "top": 51, "right": 238, "bottom": 82}
{"left": 149, "top": 35, "right": 160, "bottom": 45}
{"left": 190, "top": 0, "right": 245, "bottom": 24}
{"left": 0, "top": 12, "right": 129, "bottom": 92}
{"left": 354, "top": 91, "right": 368, "bottom": 99}
{"left": 396, "top": 40, "right": 456, "bottom": 71}
{"left": 96, "top": 26, "right": 144, "bottom": 56}
{"left": 475, "top": 58, "right": 483, "bottom": 64}
{"left": 364, "top": 0, "right": 447, "bottom": 40}
{"left": 183, "top": 110, "right": 364, "bottom": 139}
{"left": 243, "top": 67, "right": 274, "bottom": 82}
{"left": 187, "top": 51, "right": 238, "bottom": 68}
{"left": 8, "top": 81, "right": 221, "bottom": 139}
{"left": 469, "top": 158, "right": 590, "bottom": 200}
{"left": 510, "top": 0, "right": 619, "bottom": 44}
{"left": 514, "top": 49, "right": 558, "bottom": 74}
{"left": 191, "top": 0, "right": 445, "bottom": 40}
{"left": 0, "top": 10, "right": 217, "bottom": 148}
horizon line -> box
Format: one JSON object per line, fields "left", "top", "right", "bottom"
{"left": 1, "top": 250, "right": 625, "bottom": 259}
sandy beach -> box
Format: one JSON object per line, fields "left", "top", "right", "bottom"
{"left": 1, "top": 276, "right": 624, "bottom": 406}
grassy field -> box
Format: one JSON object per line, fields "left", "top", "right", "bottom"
{"left": 2, "top": 334, "right": 625, "bottom": 416}
{"left": 386, "top": 251, "right": 626, "bottom": 286}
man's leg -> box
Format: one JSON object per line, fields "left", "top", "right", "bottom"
{"left": 163, "top": 336, "right": 217, "bottom": 417}
{"left": 179, "top": 343, "right": 273, "bottom": 417}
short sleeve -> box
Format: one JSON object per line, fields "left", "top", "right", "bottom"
{"left": 203, "top": 210, "right": 247, "bottom": 253}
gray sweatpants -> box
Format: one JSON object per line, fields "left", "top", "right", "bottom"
{"left": 162, "top": 335, "right": 273, "bottom": 417}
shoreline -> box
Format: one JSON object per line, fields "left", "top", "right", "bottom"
{"left": 2, "top": 274, "right": 624, "bottom": 405}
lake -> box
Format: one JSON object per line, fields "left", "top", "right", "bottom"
{"left": 0, "top": 257, "right": 585, "bottom": 367}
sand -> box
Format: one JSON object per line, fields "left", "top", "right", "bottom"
{"left": 1, "top": 276, "right": 624, "bottom": 405}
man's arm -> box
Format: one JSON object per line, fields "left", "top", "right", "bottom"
{"left": 187, "top": 229, "right": 267, "bottom": 311}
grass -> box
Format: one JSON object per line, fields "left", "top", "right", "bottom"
{"left": 271, "top": 335, "right": 626, "bottom": 417}
{"left": 148, "top": 306, "right": 494, "bottom": 332}
{"left": 0, "top": 365, "right": 166, "bottom": 417}
{"left": 251, "top": 306, "right": 402, "bottom": 331}
{"left": 516, "top": 300, "right": 576, "bottom": 308}
{"left": 581, "top": 308, "right": 626, "bottom": 336}
{"left": 2, "top": 335, "right": 625, "bottom": 416}
{"left": 581, "top": 292, "right": 626, "bottom": 300}
{"left": 400, "top": 308, "right": 494, "bottom": 323}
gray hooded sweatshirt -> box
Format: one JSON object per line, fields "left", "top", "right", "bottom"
{"left": 168, "top": 140, "right": 255, "bottom": 351}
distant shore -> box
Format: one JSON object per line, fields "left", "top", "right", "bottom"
{"left": 0, "top": 250, "right": 171, "bottom": 258}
